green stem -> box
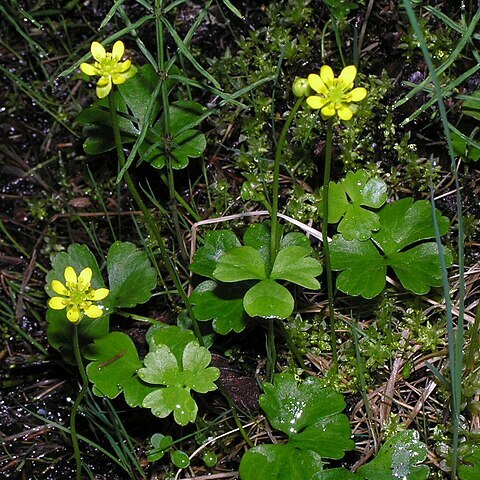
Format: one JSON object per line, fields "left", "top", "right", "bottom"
{"left": 276, "top": 318, "right": 306, "bottom": 369}
{"left": 156, "top": 1, "right": 188, "bottom": 261}
{"left": 270, "top": 97, "right": 304, "bottom": 265}
{"left": 322, "top": 119, "right": 338, "bottom": 371}
{"left": 108, "top": 93, "right": 203, "bottom": 345}
{"left": 71, "top": 325, "right": 88, "bottom": 480}
{"left": 266, "top": 319, "right": 276, "bottom": 382}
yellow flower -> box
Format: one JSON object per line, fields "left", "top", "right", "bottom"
{"left": 80, "top": 40, "right": 137, "bottom": 99}
{"left": 306, "top": 65, "right": 367, "bottom": 121}
{"left": 48, "top": 266, "right": 109, "bottom": 324}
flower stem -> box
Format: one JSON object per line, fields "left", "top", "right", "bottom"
{"left": 270, "top": 97, "right": 304, "bottom": 266}
{"left": 108, "top": 92, "right": 203, "bottom": 345}
{"left": 322, "top": 119, "right": 338, "bottom": 371}
{"left": 71, "top": 324, "right": 88, "bottom": 480}
{"left": 276, "top": 318, "right": 306, "bottom": 369}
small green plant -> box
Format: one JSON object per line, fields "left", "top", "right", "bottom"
{"left": 330, "top": 198, "right": 452, "bottom": 298}
{"left": 320, "top": 169, "right": 387, "bottom": 241}
{"left": 190, "top": 224, "right": 322, "bottom": 322}
{"left": 239, "top": 373, "right": 430, "bottom": 479}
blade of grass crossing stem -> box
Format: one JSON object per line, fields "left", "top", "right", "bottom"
{"left": 394, "top": 8, "right": 480, "bottom": 109}
{"left": 161, "top": 17, "right": 221, "bottom": 89}
{"left": 350, "top": 319, "right": 378, "bottom": 447}
{"left": 400, "top": 63, "right": 480, "bottom": 126}
{"left": 402, "top": 2, "right": 466, "bottom": 477}
{"left": 86, "top": 166, "right": 118, "bottom": 241}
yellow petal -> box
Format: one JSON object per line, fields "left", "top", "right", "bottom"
{"left": 347, "top": 87, "right": 367, "bottom": 102}
{"left": 307, "top": 74, "right": 326, "bottom": 94}
{"left": 64, "top": 266, "right": 77, "bottom": 284}
{"left": 67, "top": 306, "right": 81, "bottom": 323}
{"left": 52, "top": 280, "right": 69, "bottom": 295}
{"left": 337, "top": 104, "right": 353, "bottom": 121}
{"left": 321, "top": 103, "right": 336, "bottom": 117}
{"left": 49, "top": 297, "right": 68, "bottom": 310}
{"left": 320, "top": 65, "right": 334, "bottom": 84}
{"left": 118, "top": 59, "right": 131, "bottom": 73}
{"left": 78, "top": 267, "right": 92, "bottom": 286}
{"left": 91, "top": 288, "right": 109, "bottom": 301}
{"left": 80, "top": 63, "right": 98, "bottom": 76}
{"left": 96, "top": 77, "right": 112, "bottom": 98}
{"left": 112, "top": 40, "right": 125, "bottom": 60}
{"left": 85, "top": 304, "right": 103, "bottom": 318}
{"left": 112, "top": 73, "right": 127, "bottom": 85}
{"left": 91, "top": 42, "right": 106, "bottom": 62}
{"left": 306, "top": 96, "right": 328, "bottom": 110}
{"left": 339, "top": 65, "right": 357, "bottom": 86}
{"left": 122, "top": 64, "right": 137, "bottom": 80}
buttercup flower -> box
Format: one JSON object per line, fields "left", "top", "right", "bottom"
{"left": 48, "top": 266, "right": 109, "bottom": 324}
{"left": 80, "top": 40, "right": 137, "bottom": 98}
{"left": 306, "top": 65, "right": 367, "bottom": 121}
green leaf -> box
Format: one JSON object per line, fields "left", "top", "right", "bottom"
{"left": 182, "top": 341, "right": 220, "bottom": 393}
{"left": 325, "top": 170, "right": 387, "bottom": 241}
{"left": 239, "top": 443, "right": 324, "bottom": 480}
{"left": 147, "top": 434, "right": 173, "bottom": 462}
{"left": 189, "top": 280, "right": 249, "bottom": 334}
{"left": 317, "top": 468, "right": 359, "bottom": 479}
{"left": 280, "top": 232, "right": 313, "bottom": 249}
{"left": 260, "top": 374, "right": 354, "bottom": 458}
{"left": 331, "top": 198, "right": 452, "bottom": 298}
{"left": 214, "top": 246, "right": 268, "bottom": 282}
{"left": 330, "top": 235, "right": 388, "bottom": 299}
{"left": 373, "top": 198, "right": 449, "bottom": 253}
{"left": 190, "top": 230, "right": 241, "bottom": 279}
{"left": 243, "top": 279, "right": 294, "bottom": 319}
{"left": 388, "top": 243, "right": 453, "bottom": 294}
{"left": 243, "top": 223, "right": 272, "bottom": 266}
{"left": 459, "top": 446, "right": 480, "bottom": 480}
{"left": 463, "top": 90, "right": 480, "bottom": 121}
{"left": 166, "top": 101, "right": 206, "bottom": 135}
{"left": 270, "top": 246, "right": 322, "bottom": 290}
{"left": 106, "top": 241, "right": 157, "bottom": 309}
{"left": 143, "top": 385, "right": 197, "bottom": 426}
{"left": 117, "top": 64, "right": 161, "bottom": 125}
{"left": 76, "top": 92, "right": 137, "bottom": 155}
{"left": 46, "top": 309, "right": 109, "bottom": 365}
{"left": 148, "top": 325, "right": 196, "bottom": 363}
{"left": 84, "top": 332, "right": 154, "bottom": 407}
{"left": 357, "top": 430, "right": 429, "bottom": 479}
{"left": 139, "top": 344, "right": 181, "bottom": 385}
{"left": 140, "top": 101, "right": 207, "bottom": 169}
{"left": 171, "top": 450, "right": 190, "bottom": 468}
{"left": 138, "top": 341, "right": 219, "bottom": 425}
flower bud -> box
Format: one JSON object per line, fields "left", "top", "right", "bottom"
{"left": 292, "top": 77, "right": 312, "bottom": 98}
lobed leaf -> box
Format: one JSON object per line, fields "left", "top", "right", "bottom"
{"left": 214, "top": 246, "right": 267, "bottom": 282}
{"left": 106, "top": 241, "right": 157, "bottom": 309}
{"left": 325, "top": 170, "right": 387, "bottom": 241}
{"left": 190, "top": 230, "right": 241, "bottom": 279}
{"left": 84, "top": 332, "right": 154, "bottom": 407}
{"left": 270, "top": 246, "right": 322, "bottom": 290}
{"left": 357, "top": 430, "right": 429, "bottom": 479}
{"left": 189, "top": 280, "right": 249, "bottom": 334}
{"left": 331, "top": 198, "right": 452, "bottom": 298}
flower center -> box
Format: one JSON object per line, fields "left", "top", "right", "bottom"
{"left": 67, "top": 282, "right": 91, "bottom": 306}
{"left": 328, "top": 82, "right": 347, "bottom": 104}
{"left": 96, "top": 53, "right": 120, "bottom": 75}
